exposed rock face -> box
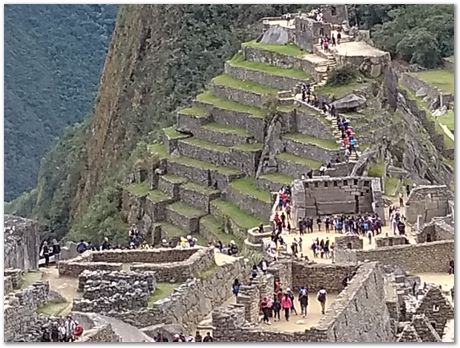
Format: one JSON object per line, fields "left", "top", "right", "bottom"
{"left": 4, "top": 214, "right": 45, "bottom": 270}
{"left": 260, "top": 25, "right": 290, "bottom": 45}
{"left": 331, "top": 93, "right": 366, "bottom": 112}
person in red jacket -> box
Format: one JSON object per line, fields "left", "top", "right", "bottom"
{"left": 281, "top": 293, "right": 293, "bottom": 321}
{"left": 73, "top": 321, "right": 84, "bottom": 339}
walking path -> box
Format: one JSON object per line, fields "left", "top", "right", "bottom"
{"left": 41, "top": 266, "right": 79, "bottom": 315}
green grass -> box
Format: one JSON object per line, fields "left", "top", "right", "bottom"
{"left": 126, "top": 182, "right": 170, "bottom": 202}
{"left": 233, "top": 143, "right": 263, "bottom": 152}
{"left": 277, "top": 105, "right": 297, "bottom": 113}
{"left": 146, "top": 190, "right": 170, "bottom": 203}
{"left": 163, "top": 126, "right": 188, "bottom": 140}
{"left": 259, "top": 173, "right": 294, "bottom": 185}
{"left": 178, "top": 106, "right": 209, "bottom": 118}
{"left": 161, "top": 223, "right": 208, "bottom": 246}
{"left": 200, "top": 215, "right": 236, "bottom": 245}
{"left": 148, "top": 283, "right": 178, "bottom": 305}
{"left": 212, "top": 199, "right": 266, "bottom": 229}
{"left": 148, "top": 143, "right": 169, "bottom": 159}
{"left": 20, "top": 271, "right": 42, "bottom": 289}
{"left": 202, "top": 122, "right": 249, "bottom": 136}
{"left": 167, "top": 201, "right": 206, "bottom": 218}
{"left": 230, "top": 177, "right": 272, "bottom": 203}
{"left": 229, "top": 52, "right": 309, "bottom": 79}
{"left": 437, "top": 110, "right": 454, "bottom": 131}
{"left": 276, "top": 152, "right": 322, "bottom": 169}
{"left": 414, "top": 69, "right": 454, "bottom": 94}
{"left": 161, "top": 174, "right": 188, "bottom": 185}
{"left": 170, "top": 156, "right": 241, "bottom": 176}
{"left": 368, "top": 160, "right": 385, "bottom": 177}
{"left": 196, "top": 91, "right": 265, "bottom": 117}
{"left": 181, "top": 181, "right": 219, "bottom": 195}
{"left": 181, "top": 137, "right": 230, "bottom": 153}
{"left": 316, "top": 81, "right": 368, "bottom": 99}
{"left": 242, "top": 40, "right": 306, "bottom": 57}
{"left": 384, "top": 176, "right": 400, "bottom": 197}
{"left": 283, "top": 133, "right": 338, "bottom": 150}
{"left": 212, "top": 74, "right": 278, "bottom": 95}
{"left": 37, "top": 301, "right": 68, "bottom": 316}
{"left": 195, "top": 264, "right": 219, "bottom": 280}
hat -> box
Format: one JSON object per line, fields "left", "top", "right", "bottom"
{"left": 162, "top": 239, "right": 167, "bottom": 243}
{"left": 230, "top": 240, "right": 235, "bottom": 245}
{"left": 286, "top": 288, "right": 291, "bottom": 292}
{"left": 187, "top": 235, "right": 192, "bottom": 240}
{"left": 174, "top": 334, "right": 180, "bottom": 338}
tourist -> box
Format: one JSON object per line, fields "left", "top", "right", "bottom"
{"left": 330, "top": 242, "right": 335, "bottom": 263}
{"left": 324, "top": 238, "right": 330, "bottom": 258}
{"left": 41, "top": 324, "right": 51, "bottom": 342}
{"left": 101, "top": 237, "right": 111, "bottom": 250}
{"left": 41, "top": 241, "right": 50, "bottom": 267}
{"left": 272, "top": 294, "right": 281, "bottom": 321}
{"left": 316, "top": 217, "right": 322, "bottom": 231}
{"left": 399, "top": 192, "right": 404, "bottom": 208}
{"left": 64, "top": 315, "right": 76, "bottom": 342}
{"left": 325, "top": 217, "right": 331, "bottom": 233}
{"left": 172, "top": 334, "right": 181, "bottom": 342}
{"left": 307, "top": 218, "right": 313, "bottom": 233}
{"left": 451, "top": 286, "right": 454, "bottom": 301}
{"left": 73, "top": 321, "right": 84, "bottom": 340}
{"left": 331, "top": 33, "right": 336, "bottom": 46}
{"left": 261, "top": 297, "right": 272, "bottom": 325}
{"left": 286, "top": 288, "right": 297, "bottom": 315}
{"left": 50, "top": 239, "right": 61, "bottom": 265}
{"left": 337, "top": 31, "right": 342, "bottom": 44}
{"left": 154, "top": 332, "right": 169, "bottom": 342}
{"left": 260, "top": 259, "right": 269, "bottom": 274}
{"left": 406, "top": 184, "right": 411, "bottom": 197}
{"left": 281, "top": 293, "right": 293, "bottom": 321}
{"left": 317, "top": 286, "right": 327, "bottom": 315}
{"left": 342, "top": 274, "right": 350, "bottom": 288}
{"left": 195, "top": 331, "right": 203, "bottom": 342}
{"left": 449, "top": 259, "right": 454, "bottom": 275}
{"left": 203, "top": 332, "right": 214, "bottom": 342}
{"left": 299, "top": 237, "right": 303, "bottom": 252}
{"left": 232, "top": 279, "right": 241, "bottom": 298}
{"left": 50, "top": 322, "right": 60, "bottom": 342}
{"left": 228, "top": 240, "right": 238, "bottom": 255}
{"left": 299, "top": 285, "right": 309, "bottom": 318}
{"left": 251, "top": 265, "right": 258, "bottom": 279}
{"left": 160, "top": 239, "right": 169, "bottom": 248}
{"left": 258, "top": 223, "right": 264, "bottom": 234}
{"left": 76, "top": 240, "right": 87, "bottom": 254}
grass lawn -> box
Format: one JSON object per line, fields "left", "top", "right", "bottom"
{"left": 167, "top": 202, "right": 206, "bottom": 218}
{"left": 195, "top": 264, "right": 219, "bottom": 279}
{"left": 259, "top": 173, "right": 294, "bottom": 186}
{"left": 181, "top": 137, "right": 230, "bottom": 153}
{"left": 148, "top": 283, "right": 178, "bottom": 305}
{"left": 37, "top": 302, "right": 68, "bottom": 316}
{"left": 163, "top": 126, "right": 188, "bottom": 140}
{"left": 211, "top": 199, "right": 265, "bottom": 229}
{"left": 181, "top": 181, "right": 219, "bottom": 195}
{"left": 229, "top": 52, "right": 309, "bottom": 79}
{"left": 437, "top": 110, "right": 454, "bottom": 131}
{"left": 161, "top": 174, "right": 188, "bottom": 185}
{"left": 384, "top": 176, "right": 400, "bottom": 197}
{"left": 368, "top": 160, "right": 385, "bottom": 177}
{"left": 20, "top": 271, "right": 42, "bottom": 289}
{"left": 414, "top": 69, "right": 454, "bottom": 94}
{"left": 196, "top": 91, "right": 265, "bottom": 117}
{"left": 242, "top": 40, "right": 306, "bottom": 57}
{"left": 283, "top": 133, "right": 338, "bottom": 150}
{"left": 202, "top": 122, "right": 249, "bottom": 136}
{"left": 200, "top": 215, "right": 237, "bottom": 245}
{"left": 212, "top": 74, "right": 278, "bottom": 95}
{"left": 316, "top": 81, "right": 369, "bottom": 99}
{"left": 178, "top": 106, "right": 209, "bottom": 118}
{"left": 147, "top": 143, "right": 169, "bottom": 158}
{"left": 230, "top": 177, "right": 272, "bottom": 203}
{"left": 170, "top": 156, "right": 241, "bottom": 175}
{"left": 276, "top": 152, "right": 322, "bottom": 169}
{"left": 277, "top": 105, "right": 297, "bottom": 113}
{"left": 126, "top": 182, "right": 170, "bottom": 202}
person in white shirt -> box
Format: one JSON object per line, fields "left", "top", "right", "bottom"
{"left": 317, "top": 286, "right": 328, "bottom": 314}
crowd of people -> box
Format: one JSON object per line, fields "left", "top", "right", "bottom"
{"left": 153, "top": 332, "right": 214, "bottom": 342}
{"left": 40, "top": 315, "right": 84, "bottom": 342}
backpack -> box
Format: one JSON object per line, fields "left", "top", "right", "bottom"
{"left": 318, "top": 291, "right": 326, "bottom": 303}
{"left": 299, "top": 288, "right": 308, "bottom": 298}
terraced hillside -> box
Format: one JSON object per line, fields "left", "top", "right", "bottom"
{"left": 122, "top": 40, "right": 359, "bottom": 249}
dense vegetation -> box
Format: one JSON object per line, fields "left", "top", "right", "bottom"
{"left": 4, "top": 4, "right": 117, "bottom": 200}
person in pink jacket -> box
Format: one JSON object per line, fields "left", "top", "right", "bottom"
{"left": 281, "top": 293, "right": 293, "bottom": 321}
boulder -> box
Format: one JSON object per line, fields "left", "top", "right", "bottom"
{"left": 415, "top": 87, "right": 427, "bottom": 98}
{"left": 260, "top": 26, "right": 289, "bottom": 45}
{"left": 331, "top": 93, "right": 367, "bottom": 112}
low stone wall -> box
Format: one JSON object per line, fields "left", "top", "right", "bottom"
{"left": 292, "top": 262, "right": 359, "bottom": 292}
{"left": 4, "top": 281, "right": 50, "bottom": 342}
{"left": 77, "top": 269, "right": 156, "bottom": 292}
{"left": 165, "top": 204, "right": 203, "bottom": 234}
{"left": 335, "top": 235, "right": 363, "bottom": 250}
{"left": 80, "top": 323, "right": 121, "bottom": 343}
{"left": 405, "top": 185, "right": 453, "bottom": 225}
{"left": 158, "top": 175, "right": 182, "bottom": 200}
{"left": 227, "top": 185, "right": 272, "bottom": 220}
{"left": 91, "top": 248, "right": 199, "bottom": 263}
{"left": 295, "top": 106, "right": 336, "bottom": 140}
{"left": 283, "top": 137, "right": 340, "bottom": 163}
{"left": 105, "top": 257, "right": 249, "bottom": 331}
{"left": 59, "top": 261, "right": 123, "bottom": 278}
{"left": 224, "top": 62, "right": 309, "bottom": 91}
{"left": 375, "top": 235, "right": 408, "bottom": 248}
{"left": 335, "top": 240, "right": 454, "bottom": 274}
{"left": 192, "top": 124, "right": 252, "bottom": 147}
{"left": 179, "top": 184, "right": 220, "bottom": 214}
{"left": 4, "top": 268, "right": 24, "bottom": 294}
{"left": 131, "top": 247, "right": 216, "bottom": 283}
{"left": 415, "top": 215, "right": 454, "bottom": 244}
{"left": 210, "top": 83, "right": 266, "bottom": 108}
{"left": 400, "top": 72, "right": 453, "bottom": 108}
{"left": 176, "top": 109, "right": 211, "bottom": 134}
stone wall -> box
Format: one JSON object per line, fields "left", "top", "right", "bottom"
{"left": 79, "top": 323, "right": 121, "bottom": 343}
{"left": 4, "top": 215, "right": 45, "bottom": 271}
{"left": 291, "top": 262, "right": 358, "bottom": 292}
{"left": 178, "top": 184, "right": 220, "bottom": 214}
{"left": 131, "top": 247, "right": 216, "bottom": 283}
{"left": 59, "top": 260, "right": 123, "bottom": 278}
{"left": 375, "top": 235, "right": 408, "bottom": 248}
{"left": 405, "top": 185, "right": 453, "bottom": 224}
{"left": 335, "top": 240, "right": 454, "bottom": 274}
{"left": 4, "top": 281, "right": 50, "bottom": 342}
{"left": 415, "top": 215, "right": 454, "bottom": 243}
{"left": 226, "top": 185, "right": 272, "bottom": 220}
{"left": 4, "top": 268, "right": 24, "bottom": 294}
{"left": 400, "top": 72, "right": 453, "bottom": 108}
{"left": 210, "top": 83, "right": 266, "bottom": 108}
{"left": 294, "top": 105, "right": 336, "bottom": 140}
{"left": 91, "top": 248, "right": 199, "bottom": 263}
{"left": 283, "top": 137, "right": 340, "bottom": 163}
{"left": 335, "top": 235, "right": 363, "bottom": 250}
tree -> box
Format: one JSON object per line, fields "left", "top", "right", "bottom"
{"left": 396, "top": 29, "right": 441, "bottom": 68}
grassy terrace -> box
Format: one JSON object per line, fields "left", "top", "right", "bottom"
{"left": 202, "top": 122, "right": 249, "bottom": 136}
{"left": 212, "top": 74, "right": 278, "bottom": 95}
{"left": 178, "top": 106, "right": 209, "bottom": 118}
{"left": 384, "top": 176, "right": 399, "bottom": 197}
{"left": 212, "top": 199, "right": 266, "bottom": 229}
{"left": 181, "top": 137, "right": 230, "bottom": 153}
{"left": 368, "top": 160, "right": 385, "bottom": 177}
{"left": 167, "top": 201, "right": 205, "bottom": 218}
{"left": 414, "top": 69, "right": 454, "bottom": 94}
{"left": 200, "top": 215, "right": 238, "bottom": 245}
{"left": 230, "top": 177, "right": 272, "bottom": 203}
{"left": 170, "top": 156, "right": 241, "bottom": 175}
{"left": 37, "top": 302, "right": 68, "bottom": 316}
{"left": 196, "top": 91, "right": 265, "bottom": 118}
{"left": 438, "top": 110, "right": 454, "bottom": 131}
{"left": 161, "top": 174, "right": 188, "bottom": 184}
{"left": 316, "top": 80, "right": 369, "bottom": 99}
{"left": 229, "top": 52, "right": 309, "bottom": 79}
{"left": 148, "top": 283, "right": 177, "bottom": 305}
{"left": 283, "top": 133, "right": 338, "bottom": 150}
{"left": 20, "top": 271, "right": 42, "bottom": 289}
{"left": 181, "top": 181, "right": 219, "bottom": 195}
{"left": 125, "top": 182, "right": 170, "bottom": 202}
{"left": 242, "top": 40, "right": 306, "bottom": 57}
{"left": 148, "top": 143, "right": 169, "bottom": 159}
{"left": 276, "top": 152, "right": 322, "bottom": 169}
{"left": 163, "top": 126, "right": 189, "bottom": 140}
{"left": 161, "top": 222, "right": 208, "bottom": 246}
{"left": 259, "top": 173, "right": 294, "bottom": 186}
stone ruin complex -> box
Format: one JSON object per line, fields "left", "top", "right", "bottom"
{"left": 4, "top": 5, "right": 454, "bottom": 343}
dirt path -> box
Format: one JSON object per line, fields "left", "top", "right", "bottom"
{"left": 41, "top": 267, "right": 79, "bottom": 315}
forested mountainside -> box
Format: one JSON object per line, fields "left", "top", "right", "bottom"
{"left": 4, "top": 4, "right": 118, "bottom": 200}
{"left": 6, "top": 4, "right": 454, "bottom": 242}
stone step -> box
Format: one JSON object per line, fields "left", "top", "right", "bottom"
{"left": 157, "top": 174, "right": 188, "bottom": 199}
{"left": 176, "top": 106, "right": 212, "bottom": 133}
{"left": 166, "top": 155, "right": 243, "bottom": 192}
{"left": 256, "top": 173, "right": 294, "bottom": 192}
{"left": 224, "top": 56, "right": 311, "bottom": 91}
{"left": 165, "top": 202, "right": 207, "bottom": 234}
{"left": 196, "top": 122, "right": 254, "bottom": 147}
{"left": 275, "top": 152, "right": 322, "bottom": 178}
{"left": 179, "top": 181, "right": 221, "bottom": 214}
{"left": 209, "top": 74, "right": 278, "bottom": 108}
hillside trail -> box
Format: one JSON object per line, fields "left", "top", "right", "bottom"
{"left": 41, "top": 266, "right": 79, "bottom": 315}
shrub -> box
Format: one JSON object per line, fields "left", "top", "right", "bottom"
{"left": 326, "top": 65, "right": 359, "bottom": 87}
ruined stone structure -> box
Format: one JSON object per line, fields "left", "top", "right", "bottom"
{"left": 414, "top": 215, "right": 454, "bottom": 244}
{"left": 405, "top": 185, "right": 453, "bottom": 225}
